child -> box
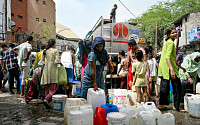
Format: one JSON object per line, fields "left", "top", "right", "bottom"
{"left": 132, "top": 50, "right": 149, "bottom": 103}
{"left": 117, "top": 50, "right": 128, "bottom": 89}
{"left": 147, "top": 53, "right": 158, "bottom": 97}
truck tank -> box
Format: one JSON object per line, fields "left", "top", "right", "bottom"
{"left": 87, "top": 17, "right": 147, "bottom": 53}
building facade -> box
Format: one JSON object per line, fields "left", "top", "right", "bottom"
{"left": 27, "top": 0, "right": 56, "bottom": 50}
{"left": 173, "top": 12, "right": 200, "bottom": 52}
{"left": 0, "top": 0, "right": 11, "bottom": 42}
{"left": 11, "top": 0, "right": 28, "bottom": 43}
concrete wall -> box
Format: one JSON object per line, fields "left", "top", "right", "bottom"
{"left": 179, "top": 12, "right": 200, "bottom": 47}
{"left": 56, "top": 39, "right": 78, "bottom": 54}
{"left": 27, "top": 0, "right": 56, "bottom": 43}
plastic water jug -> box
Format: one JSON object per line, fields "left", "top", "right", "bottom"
{"left": 68, "top": 106, "right": 83, "bottom": 125}
{"left": 188, "top": 97, "right": 200, "bottom": 118}
{"left": 149, "top": 109, "right": 161, "bottom": 120}
{"left": 129, "top": 113, "right": 143, "bottom": 125}
{"left": 101, "top": 104, "right": 118, "bottom": 115}
{"left": 135, "top": 104, "right": 146, "bottom": 114}
{"left": 73, "top": 80, "right": 81, "bottom": 96}
{"left": 119, "top": 105, "right": 136, "bottom": 125}
{"left": 107, "top": 112, "right": 127, "bottom": 125}
{"left": 125, "top": 90, "right": 137, "bottom": 106}
{"left": 64, "top": 98, "right": 86, "bottom": 125}
{"left": 67, "top": 104, "right": 93, "bottom": 125}
{"left": 196, "top": 83, "right": 200, "bottom": 94}
{"left": 140, "top": 111, "right": 156, "bottom": 125}
{"left": 94, "top": 106, "right": 108, "bottom": 125}
{"left": 114, "top": 89, "right": 127, "bottom": 106}
{"left": 80, "top": 104, "right": 93, "bottom": 125}
{"left": 142, "top": 102, "right": 156, "bottom": 111}
{"left": 184, "top": 93, "right": 194, "bottom": 111}
{"left": 108, "top": 89, "right": 114, "bottom": 104}
{"left": 158, "top": 113, "right": 175, "bottom": 125}
{"left": 52, "top": 95, "right": 67, "bottom": 112}
{"left": 87, "top": 88, "right": 106, "bottom": 111}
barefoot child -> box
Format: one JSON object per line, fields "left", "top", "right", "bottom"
{"left": 132, "top": 50, "right": 149, "bottom": 103}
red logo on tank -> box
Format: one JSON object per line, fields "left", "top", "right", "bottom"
{"left": 113, "top": 23, "right": 128, "bottom": 39}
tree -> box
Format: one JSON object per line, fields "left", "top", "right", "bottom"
{"left": 32, "top": 21, "right": 56, "bottom": 51}
{"left": 126, "top": 0, "right": 200, "bottom": 49}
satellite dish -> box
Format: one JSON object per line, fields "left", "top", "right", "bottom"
{"left": 10, "top": 21, "right": 16, "bottom": 27}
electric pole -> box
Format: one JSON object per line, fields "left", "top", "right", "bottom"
{"left": 5, "top": 0, "right": 7, "bottom": 33}
{"left": 155, "top": 21, "right": 157, "bottom": 54}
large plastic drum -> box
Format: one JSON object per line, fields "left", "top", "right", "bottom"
{"left": 107, "top": 112, "right": 127, "bottom": 125}
{"left": 52, "top": 95, "right": 67, "bottom": 111}
{"left": 113, "top": 89, "right": 127, "bottom": 105}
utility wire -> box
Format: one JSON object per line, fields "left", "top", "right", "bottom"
{"left": 118, "top": 0, "right": 138, "bottom": 22}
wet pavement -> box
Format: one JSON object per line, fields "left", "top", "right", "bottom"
{"left": 0, "top": 94, "right": 64, "bottom": 125}
{"left": 0, "top": 92, "right": 200, "bottom": 125}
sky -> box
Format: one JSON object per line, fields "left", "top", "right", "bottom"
{"left": 54, "top": 0, "right": 172, "bottom": 39}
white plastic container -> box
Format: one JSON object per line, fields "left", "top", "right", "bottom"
{"left": 188, "top": 97, "right": 200, "bottom": 118}
{"left": 114, "top": 89, "right": 127, "bottom": 106}
{"left": 196, "top": 83, "right": 200, "bottom": 94}
{"left": 107, "top": 112, "right": 127, "bottom": 125}
{"left": 67, "top": 104, "right": 93, "bottom": 125}
{"left": 80, "top": 104, "right": 93, "bottom": 125}
{"left": 87, "top": 88, "right": 106, "bottom": 111}
{"left": 158, "top": 113, "right": 175, "bottom": 125}
{"left": 149, "top": 109, "right": 161, "bottom": 120}
{"left": 64, "top": 98, "right": 87, "bottom": 125}
{"left": 119, "top": 105, "right": 136, "bottom": 125}
{"left": 125, "top": 90, "right": 137, "bottom": 106}
{"left": 135, "top": 104, "right": 146, "bottom": 114}
{"left": 142, "top": 102, "right": 156, "bottom": 111}
{"left": 108, "top": 89, "right": 114, "bottom": 104}
{"left": 129, "top": 113, "right": 143, "bottom": 125}
{"left": 140, "top": 111, "right": 156, "bottom": 125}
{"left": 68, "top": 106, "right": 83, "bottom": 125}
{"left": 184, "top": 93, "right": 194, "bottom": 111}
{"left": 52, "top": 95, "right": 67, "bottom": 112}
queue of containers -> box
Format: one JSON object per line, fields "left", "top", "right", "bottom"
{"left": 49, "top": 82, "right": 200, "bottom": 125}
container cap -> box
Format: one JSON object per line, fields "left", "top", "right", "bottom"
{"left": 107, "top": 112, "right": 126, "bottom": 121}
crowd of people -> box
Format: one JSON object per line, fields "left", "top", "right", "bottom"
{"left": 0, "top": 28, "right": 199, "bottom": 111}
{"left": 117, "top": 28, "right": 200, "bottom": 112}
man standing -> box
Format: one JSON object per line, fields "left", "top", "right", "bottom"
{"left": 110, "top": 4, "right": 117, "bottom": 23}
{"left": 0, "top": 44, "right": 7, "bottom": 92}
{"left": 2, "top": 43, "right": 20, "bottom": 94}
{"left": 145, "top": 41, "right": 153, "bottom": 55}
{"left": 61, "top": 46, "right": 75, "bottom": 97}
{"left": 14, "top": 35, "right": 33, "bottom": 97}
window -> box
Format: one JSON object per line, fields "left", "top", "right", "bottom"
{"left": 43, "top": 1, "right": 46, "bottom": 5}
{"left": 18, "top": 15, "right": 23, "bottom": 19}
{"left": 43, "top": 19, "right": 46, "bottom": 22}
{"left": 11, "top": 13, "right": 14, "bottom": 16}
{"left": 36, "top": 0, "right": 39, "bottom": 4}
{"left": 36, "top": 18, "right": 39, "bottom": 22}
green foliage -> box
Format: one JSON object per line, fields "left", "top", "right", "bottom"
{"left": 127, "top": 0, "right": 200, "bottom": 49}
{"left": 33, "top": 21, "right": 56, "bottom": 43}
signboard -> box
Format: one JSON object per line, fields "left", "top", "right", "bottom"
{"left": 188, "top": 27, "right": 200, "bottom": 43}
{"left": 112, "top": 23, "right": 146, "bottom": 44}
